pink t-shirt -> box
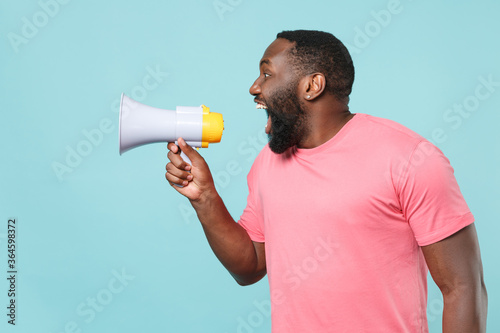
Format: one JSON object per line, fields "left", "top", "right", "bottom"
{"left": 238, "top": 113, "right": 474, "bottom": 332}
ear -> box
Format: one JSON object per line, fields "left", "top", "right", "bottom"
{"left": 300, "top": 73, "right": 326, "bottom": 101}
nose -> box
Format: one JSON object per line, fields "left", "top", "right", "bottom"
{"left": 249, "top": 77, "right": 261, "bottom": 96}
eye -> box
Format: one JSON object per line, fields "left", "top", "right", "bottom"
{"left": 263, "top": 73, "right": 270, "bottom": 78}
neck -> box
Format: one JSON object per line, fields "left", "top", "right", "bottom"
{"left": 298, "top": 95, "right": 354, "bottom": 149}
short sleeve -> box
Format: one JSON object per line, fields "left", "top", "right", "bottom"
{"left": 398, "top": 141, "right": 474, "bottom": 246}
{"left": 238, "top": 162, "right": 265, "bottom": 243}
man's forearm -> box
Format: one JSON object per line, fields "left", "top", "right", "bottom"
{"left": 442, "top": 284, "right": 488, "bottom": 333}
{"left": 190, "top": 190, "right": 265, "bottom": 285}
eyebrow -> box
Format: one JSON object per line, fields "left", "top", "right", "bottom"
{"left": 260, "top": 59, "right": 271, "bottom": 67}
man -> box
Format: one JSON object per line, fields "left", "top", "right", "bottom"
{"left": 165, "top": 30, "right": 487, "bottom": 332}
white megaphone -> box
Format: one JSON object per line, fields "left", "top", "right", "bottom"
{"left": 119, "top": 93, "right": 224, "bottom": 165}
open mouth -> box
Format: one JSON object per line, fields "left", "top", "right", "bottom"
{"left": 254, "top": 99, "right": 268, "bottom": 110}
{"left": 254, "top": 100, "right": 271, "bottom": 134}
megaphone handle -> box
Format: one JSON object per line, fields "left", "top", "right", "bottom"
{"left": 180, "top": 150, "right": 192, "bottom": 167}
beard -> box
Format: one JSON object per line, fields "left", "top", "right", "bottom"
{"left": 264, "top": 82, "right": 309, "bottom": 154}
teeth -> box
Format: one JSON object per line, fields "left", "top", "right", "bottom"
{"left": 256, "top": 103, "right": 267, "bottom": 109}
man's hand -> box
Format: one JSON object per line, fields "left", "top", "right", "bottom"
{"left": 165, "top": 137, "right": 216, "bottom": 202}
{"left": 164, "top": 137, "right": 266, "bottom": 285}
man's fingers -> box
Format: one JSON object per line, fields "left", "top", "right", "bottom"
{"left": 167, "top": 142, "right": 179, "bottom": 153}
{"left": 165, "top": 162, "right": 193, "bottom": 187}
{"left": 166, "top": 162, "right": 193, "bottom": 180}
{"left": 167, "top": 148, "right": 190, "bottom": 171}
{"left": 165, "top": 172, "right": 189, "bottom": 187}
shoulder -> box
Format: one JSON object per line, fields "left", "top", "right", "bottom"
{"left": 355, "top": 113, "right": 424, "bottom": 142}
{"left": 352, "top": 113, "right": 429, "bottom": 156}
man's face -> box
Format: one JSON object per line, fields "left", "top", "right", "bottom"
{"left": 249, "top": 38, "right": 309, "bottom": 154}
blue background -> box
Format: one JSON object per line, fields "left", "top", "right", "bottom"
{"left": 1, "top": 0, "right": 499, "bottom": 332}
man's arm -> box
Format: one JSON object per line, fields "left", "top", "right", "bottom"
{"left": 422, "top": 223, "right": 487, "bottom": 333}
{"left": 165, "top": 138, "right": 266, "bottom": 286}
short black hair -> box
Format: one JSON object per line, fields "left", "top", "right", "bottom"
{"left": 276, "top": 30, "right": 355, "bottom": 101}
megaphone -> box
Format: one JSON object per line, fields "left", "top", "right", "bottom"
{"left": 119, "top": 93, "right": 224, "bottom": 163}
